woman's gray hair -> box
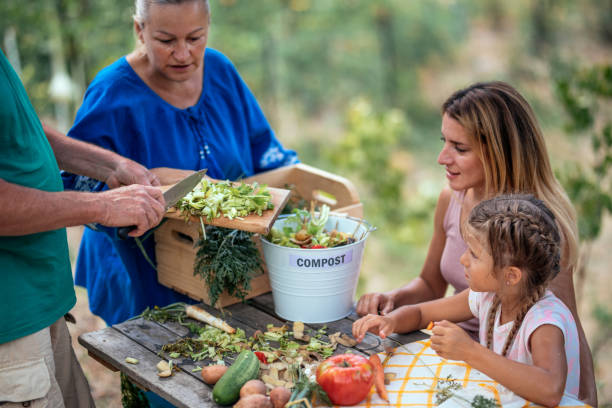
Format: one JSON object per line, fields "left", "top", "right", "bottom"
{"left": 134, "top": 0, "right": 210, "bottom": 24}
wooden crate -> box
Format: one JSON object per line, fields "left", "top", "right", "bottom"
{"left": 155, "top": 219, "right": 271, "bottom": 308}
{"left": 154, "top": 163, "right": 362, "bottom": 308}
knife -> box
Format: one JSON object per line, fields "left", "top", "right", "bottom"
{"left": 117, "top": 168, "right": 208, "bottom": 239}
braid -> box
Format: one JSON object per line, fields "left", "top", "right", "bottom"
{"left": 486, "top": 295, "right": 501, "bottom": 350}
{"left": 501, "top": 285, "right": 546, "bottom": 356}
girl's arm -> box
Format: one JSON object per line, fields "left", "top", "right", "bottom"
{"left": 356, "top": 188, "right": 453, "bottom": 316}
{"left": 353, "top": 289, "right": 473, "bottom": 341}
{"left": 447, "top": 324, "right": 567, "bottom": 407}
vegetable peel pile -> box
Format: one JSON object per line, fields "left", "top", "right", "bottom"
{"left": 177, "top": 179, "right": 273, "bottom": 221}
{"left": 139, "top": 303, "right": 348, "bottom": 392}
{"left": 266, "top": 204, "right": 358, "bottom": 248}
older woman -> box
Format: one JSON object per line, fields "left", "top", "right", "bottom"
{"left": 356, "top": 82, "right": 596, "bottom": 406}
{"left": 63, "top": 0, "right": 298, "bottom": 326}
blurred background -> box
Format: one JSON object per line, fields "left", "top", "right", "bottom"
{"left": 2, "top": 0, "right": 611, "bottom": 406}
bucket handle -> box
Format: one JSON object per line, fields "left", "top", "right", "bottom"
{"left": 329, "top": 212, "right": 376, "bottom": 232}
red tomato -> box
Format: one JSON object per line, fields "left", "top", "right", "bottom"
{"left": 316, "top": 354, "right": 374, "bottom": 406}
{"left": 310, "top": 244, "right": 326, "bottom": 249}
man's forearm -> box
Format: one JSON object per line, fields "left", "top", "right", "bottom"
{"left": 0, "top": 178, "right": 104, "bottom": 235}
{"left": 43, "top": 124, "right": 124, "bottom": 183}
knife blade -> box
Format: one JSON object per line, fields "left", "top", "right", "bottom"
{"left": 160, "top": 168, "right": 208, "bottom": 211}
{"left": 117, "top": 169, "right": 207, "bottom": 239}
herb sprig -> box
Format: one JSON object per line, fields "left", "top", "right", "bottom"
{"left": 430, "top": 375, "right": 499, "bottom": 407}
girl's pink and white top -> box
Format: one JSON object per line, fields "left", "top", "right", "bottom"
{"left": 468, "top": 289, "right": 580, "bottom": 398}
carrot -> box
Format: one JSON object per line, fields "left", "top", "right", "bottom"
{"left": 369, "top": 353, "right": 388, "bottom": 402}
{"left": 426, "top": 321, "right": 434, "bottom": 330}
{"left": 185, "top": 305, "right": 236, "bottom": 333}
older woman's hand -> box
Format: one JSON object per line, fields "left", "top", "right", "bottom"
{"left": 106, "top": 158, "right": 161, "bottom": 189}
{"left": 356, "top": 292, "right": 395, "bottom": 316}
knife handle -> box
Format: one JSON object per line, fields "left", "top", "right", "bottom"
{"left": 117, "top": 225, "right": 136, "bottom": 240}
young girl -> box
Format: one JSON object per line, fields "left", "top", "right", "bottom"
{"left": 353, "top": 194, "right": 581, "bottom": 407}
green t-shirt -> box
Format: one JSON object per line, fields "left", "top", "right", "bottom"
{"left": 0, "top": 50, "right": 75, "bottom": 344}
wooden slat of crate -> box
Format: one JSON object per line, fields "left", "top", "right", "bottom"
{"left": 154, "top": 219, "right": 271, "bottom": 308}
{"left": 242, "top": 163, "right": 363, "bottom": 218}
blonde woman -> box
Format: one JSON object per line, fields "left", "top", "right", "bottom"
{"left": 356, "top": 81, "right": 596, "bottom": 406}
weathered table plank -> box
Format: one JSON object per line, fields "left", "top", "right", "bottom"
{"left": 113, "top": 318, "right": 209, "bottom": 384}
{"left": 79, "top": 327, "right": 214, "bottom": 408}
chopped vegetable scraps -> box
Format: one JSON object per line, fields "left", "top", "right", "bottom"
{"left": 177, "top": 179, "right": 273, "bottom": 221}
{"left": 139, "top": 303, "right": 343, "bottom": 394}
{"left": 266, "top": 204, "right": 357, "bottom": 249}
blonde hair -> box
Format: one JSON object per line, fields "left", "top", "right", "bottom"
{"left": 442, "top": 81, "right": 578, "bottom": 273}
{"left": 467, "top": 194, "right": 561, "bottom": 356}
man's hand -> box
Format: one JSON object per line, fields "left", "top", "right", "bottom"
{"left": 356, "top": 292, "right": 395, "bottom": 316}
{"left": 96, "top": 184, "right": 165, "bottom": 237}
{"left": 105, "top": 159, "right": 161, "bottom": 189}
{"left": 429, "top": 320, "right": 477, "bottom": 360}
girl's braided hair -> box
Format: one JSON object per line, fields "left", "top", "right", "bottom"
{"left": 467, "top": 194, "right": 561, "bottom": 357}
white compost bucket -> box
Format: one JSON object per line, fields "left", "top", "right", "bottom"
{"left": 260, "top": 214, "right": 373, "bottom": 323}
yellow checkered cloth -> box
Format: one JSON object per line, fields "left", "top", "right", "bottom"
{"left": 330, "top": 340, "right": 589, "bottom": 408}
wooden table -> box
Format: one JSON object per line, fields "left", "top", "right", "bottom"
{"left": 79, "top": 293, "right": 428, "bottom": 407}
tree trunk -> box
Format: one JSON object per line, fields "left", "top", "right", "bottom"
{"left": 374, "top": 5, "right": 398, "bottom": 108}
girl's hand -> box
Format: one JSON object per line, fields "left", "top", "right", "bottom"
{"left": 352, "top": 313, "right": 396, "bottom": 343}
{"left": 429, "top": 320, "right": 476, "bottom": 361}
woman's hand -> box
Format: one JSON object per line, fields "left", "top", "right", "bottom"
{"left": 106, "top": 159, "right": 161, "bottom": 189}
{"left": 352, "top": 313, "right": 396, "bottom": 343}
{"left": 356, "top": 292, "right": 395, "bottom": 316}
{"left": 429, "top": 320, "right": 477, "bottom": 361}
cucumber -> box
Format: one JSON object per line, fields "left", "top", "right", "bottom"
{"left": 212, "top": 350, "right": 260, "bottom": 405}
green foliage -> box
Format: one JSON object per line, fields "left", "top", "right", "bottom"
{"left": 327, "top": 98, "right": 407, "bottom": 223}
{"left": 0, "top": 0, "right": 134, "bottom": 119}
{"left": 555, "top": 64, "right": 612, "bottom": 241}
{"left": 208, "top": 0, "right": 469, "bottom": 120}
{"left": 326, "top": 98, "right": 436, "bottom": 243}
{"left": 559, "top": 164, "right": 612, "bottom": 241}
{"left": 120, "top": 373, "right": 150, "bottom": 408}
{"left": 592, "top": 303, "right": 612, "bottom": 354}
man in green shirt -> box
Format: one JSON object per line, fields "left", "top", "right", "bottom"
{"left": 0, "top": 50, "right": 166, "bottom": 406}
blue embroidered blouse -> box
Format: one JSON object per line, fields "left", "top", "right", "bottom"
{"left": 62, "top": 48, "right": 298, "bottom": 325}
